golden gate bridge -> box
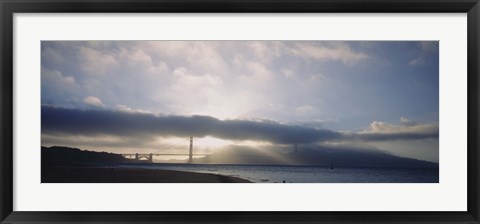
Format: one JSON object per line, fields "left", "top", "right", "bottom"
{"left": 120, "top": 137, "right": 208, "bottom": 163}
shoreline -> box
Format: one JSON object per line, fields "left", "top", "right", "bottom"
{"left": 42, "top": 164, "right": 252, "bottom": 183}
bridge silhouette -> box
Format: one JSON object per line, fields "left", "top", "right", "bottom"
{"left": 121, "top": 137, "right": 207, "bottom": 163}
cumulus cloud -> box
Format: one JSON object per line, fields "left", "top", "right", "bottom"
{"left": 78, "top": 46, "right": 118, "bottom": 75}
{"left": 400, "top": 117, "right": 418, "bottom": 126}
{"left": 289, "top": 42, "right": 370, "bottom": 65}
{"left": 145, "top": 41, "right": 228, "bottom": 75}
{"left": 115, "top": 104, "right": 151, "bottom": 114}
{"left": 366, "top": 120, "right": 437, "bottom": 134}
{"left": 83, "top": 96, "right": 104, "bottom": 107}
{"left": 294, "top": 105, "right": 319, "bottom": 117}
{"left": 42, "top": 68, "right": 77, "bottom": 87}
{"left": 281, "top": 68, "right": 294, "bottom": 78}
{"left": 407, "top": 41, "right": 438, "bottom": 66}
{"left": 233, "top": 54, "right": 273, "bottom": 83}
{"left": 354, "top": 118, "right": 438, "bottom": 141}
{"left": 420, "top": 41, "right": 439, "bottom": 53}
{"left": 116, "top": 47, "right": 169, "bottom": 75}
{"left": 157, "top": 66, "right": 233, "bottom": 117}
{"left": 408, "top": 57, "right": 426, "bottom": 66}
{"left": 41, "top": 41, "right": 377, "bottom": 121}
{"left": 41, "top": 68, "right": 81, "bottom": 106}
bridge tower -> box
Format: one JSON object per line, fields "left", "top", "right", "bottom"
{"left": 148, "top": 153, "right": 153, "bottom": 163}
{"left": 294, "top": 144, "right": 298, "bottom": 153}
{"left": 189, "top": 137, "right": 193, "bottom": 163}
{"left": 135, "top": 153, "right": 139, "bottom": 160}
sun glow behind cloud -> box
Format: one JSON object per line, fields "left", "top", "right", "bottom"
{"left": 195, "top": 136, "right": 230, "bottom": 149}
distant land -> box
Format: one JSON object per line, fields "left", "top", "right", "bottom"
{"left": 195, "top": 146, "right": 439, "bottom": 168}
{"left": 42, "top": 146, "right": 129, "bottom": 165}
{"left": 41, "top": 146, "right": 251, "bottom": 183}
{"left": 41, "top": 145, "right": 438, "bottom": 168}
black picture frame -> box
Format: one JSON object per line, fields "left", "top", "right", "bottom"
{"left": 1, "top": 0, "right": 479, "bottom": 223}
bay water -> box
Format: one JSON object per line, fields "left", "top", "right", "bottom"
{"left": 114, "top": 163, "right": 439, "bottom": 183}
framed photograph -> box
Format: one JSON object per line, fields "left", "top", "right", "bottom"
{"left": 1, "top": 0, "right": 479, "bottom": 223}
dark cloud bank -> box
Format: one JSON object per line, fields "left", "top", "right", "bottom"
{"left": 42, "top": 106, "right": 439, "bottom": 167}
{"left": 42, "top": 106, "right": 438, "bottom": 145}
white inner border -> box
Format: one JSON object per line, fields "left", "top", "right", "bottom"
{"left": 13, "top": 13, "right": 467, "bottom": 211}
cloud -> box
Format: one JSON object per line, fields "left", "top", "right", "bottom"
{"left": 40, "top": 41, "right": 438, "bottom": 162}
{"left": 242, "top": 41, "right": 371, "bottom": 65}
{"left": 407, "top": 41, "right": 438, "bottom": 66}
{"left": 115, "top": 104, "right": 151, "bottom": 114}
{"left": 83, "top": 96, "right": 104, "bottom": 107}
{"left": 145, "top": 41, "right": 228, "bottom": 75}
{"left": 353, "top": 118, "right": 438, "bottom": 141}
{"left": 408, "top": 57, "right": 426, "bottom": 66}
{"left": 157, "top": 66, "right": 231, "bottom": 117}
{"left": 42, "top": 106, "right": 341, "bottom": 145}
{"left": 294, "top": 105, "right": 319, "bottom": 117}
{"left": 289, "top": 42, "right": 370, "bottom": 65}
{"left": 365, "top": 120, "right": 437, "bottom": 134}
{"left": 420, "top": 41, "right": 439, "bottom": 53}
{"left": 116, "top": 47, "right": 169, "bottom": 75}
{"left": 42, "top": 68, "right": 77, "bottom": 87}
{"left": 233, "top": 54, "right": 273, "bottom": 83}
{"left": 281, "top": 68, "right": 294, "bottom": 78}
{"left": 78, "top": 46, "right": 118, "bottom": 75}
{"left": 41, "top": 46, "right": 65, "bottom": 65}
{"left": 41, "top": 41, "right": 375, "bottom": 121}
{"left": 400, "top": 117, "right": 418, "bottom": 126}
{"left": 42, "top": 106, "right": 438, "bottom": 146}
{"left": 41, "top": 68, "right": 81, "bottom": 106}
{"left": 245, "top": 41, "right": 285, "bottom": 63}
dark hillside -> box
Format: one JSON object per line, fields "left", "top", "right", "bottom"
{"left": 42, "top": 146, "right": 128, "bottom": 165}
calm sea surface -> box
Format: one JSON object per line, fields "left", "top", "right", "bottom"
{"left": 112, "top": 163, "right": 439, "bottom": 183}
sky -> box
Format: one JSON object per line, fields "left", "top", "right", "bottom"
{"left": 41, "top": 41, "right": 439, "bottom": 163}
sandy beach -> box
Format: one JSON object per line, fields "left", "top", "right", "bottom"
{"left": 42, "top": 165, "right": 252, "bottom": 183}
